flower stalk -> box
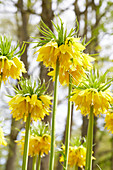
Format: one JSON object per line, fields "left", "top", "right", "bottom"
{"left": 85, "top": 105, "right": 94, "bottom": 170}
{"left": 75, "top": 166, "right": 78, "bottom": 170}
{"left": 32, "top": 155, "right": 37, "bottom": 170}
{"left": 63, "top": 74, "right": 72, "bottom": 170}
{"left": 22, "top": 113, "right": 31, "bottom": 170}
{"left": 37, "top": 152, "right": 41, "bottom": 170}
{"left": 49, "top": 59, "right": 59, "bottom": 170}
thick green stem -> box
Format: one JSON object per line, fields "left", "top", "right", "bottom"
{"left": 37, "top": 152, "right": 41, "bottom": 170}
{"left": 63, "top": 74, "right": 72, "bottom": 170}
{"left": 32, "top": 155, "right": 37, "bottom": 170}
{"left": 22, "top": 113, "right": 31, "bottom": 170}
{"left": 49, "top": 59, "right": 59, "bottom": 170}
{"left": 85, "top": 105, "right": 94, "bottom": 170}
{"left": 75, "top": 166, "right": 78, "bottom": 170}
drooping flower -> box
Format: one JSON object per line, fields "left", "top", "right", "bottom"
{"left": 60, "top": 37, "right": 94, "bottom": 70}
{"left": 70, "top": 71, "right": 113, "bottom": 116}
{"left": 105, "top": 105, "right": 113, "bottom": 133}
{"left": 0, "top": 35, "right": 26, "bottom": 84}
{"left": 36, "top": 37, "right": 95, "bottom": 70}
{"left": 60, "top": 137, "right": 95, "bottom": 169}
{"left": 36, "top": 37, "right": 85, "bottom": 70}
{"left": 48, "top": 65, "right": 86, "bottom": 86}
{"left": 33, "top": 18, "right": 95, "bottom": 86}
{"left": 82, "top": 53, "right": 95, "bottom": 70}
{"left": 71, "top": 88, "right": 112, "bottom": 117}
{"left": 105, "top": 112, "right": 113, "bottom": 133}
{"left": 16, "top": 122, "right": 51, "bottom": 157}
{"left": 60, "top": 145, "right": 86, "bottom": 168}
{"left": 0, "top": 126, "right": 7, "bottom": 146}
{"left": 36, "top": 41, "right": 58, "bottom": 68}
{"left": 8, "top": 78, "right": 52, "bottom": 121}
{"left": 28, "top": 134, "right": 51, "bottom": 156}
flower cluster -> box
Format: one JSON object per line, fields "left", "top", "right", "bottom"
{"left": 0, "top": 127, "right": 7, "bottom": 146}
{"left": 17, "top": 122, "right": 51, "bottom": 156}
{"left": 105, "top": 105, "right": 113, "bottom": 133}
{"left": 29, "top": 134, "right": 51, "bottom": 156}
{"left": 8, "top": 78, "right": 52, "bottom": 121}
{"left": 36, "top": 37, "right": 94, "bottom": 70}
{"left": 60, "top": 145, "right": 86, "bottom": 168}
{"left": 9, "top": 94, "right": 52, "bottom": 121}
{"left": 48, "top": 64, "right": 86, "bottom": 86}
{"left": 71, "top": 71, "right": 113, "bottom": 116}
{"left": 0, "top": 35, "right": 26, "bottom": 84}
{"left": 34, "top": 19, "right": 94, "bottom": 86}
{"left": 71, "top": 88, "right": 112, "bottom": 117}
{"left": 105, "top": 112, "right": 113, "bottom": 133}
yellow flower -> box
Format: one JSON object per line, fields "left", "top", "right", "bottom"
{"left": 0, "top": 127, "right": 7, "bottom": 146}
{"left": 27, "top": 134, "right": 51, "bottom": 156}
{"left": 36, "top": 38, "right": 94, "bottom": 71}
{"left": 36, "top": 41, "right": 58, "bottom": 68}
{"left": 48, "top": 65, "right": 86, "bottom": 86}
{"left": 69, "top": 146, "right": 86, "bottom": 168}
{"left": 36, "top": 37, "right": 95, "bottom": 86}
{"left": 82, "top": 53, "right": 95, "bottom": 70}
{"left": 60, "top": 145, "right": 86, "bottom": 168}
{"left": 17, "top": 132, "right": 51, "bottom": 156}
{"left": 57, "top": 39, "right": 95, "bottom": 71}
{"left": 0, "top": 56, "right": 26, "bottom": 83}
{"left": 70, "top": 88, "right": 112, "bottom": 117}
{"left": 34, "top": 19, "right": 95, "bottom": 79}
{"left": 105, "top": 112, "right": 113, "bottom": 133}
{"left": 0, "top": 35, "right": 26, "bottom": 84}
{"left": 65, "top": 37, "right": 85, "bottom": 51}
{"left": 8, "top": 94, "right": 52, "bottom": 121}
{"left": 60, "top": 144, "right": 95, "bottom": 168}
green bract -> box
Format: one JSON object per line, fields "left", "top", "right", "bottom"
{"left": 13, "top": 77, "right": 49, "bottom": 97}
{"left": 73, "top": 70, "right": 113, "bottom": 92}
{"left": 0, "top": 35, "right": 26, "bottom": 60}
{"left": 70, "top": 137, "right": 86, "bottom": 148}
{"left": 30, "top": 122, "right": 50, "bottom": 137}
{"left": 32, "top": 17, "right": 79, "bottom": 47}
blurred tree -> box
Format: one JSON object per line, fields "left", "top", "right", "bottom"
{"left": 39, "top": 0, "right": 54, "bottom": 170}
{"left": 5, "top": 0, "right": 30, "bottom": 169}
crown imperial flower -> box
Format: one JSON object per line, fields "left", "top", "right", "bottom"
{"left": 33, "top": 18, "right": 95, "bottom": 86}
{"left": 105, "top": 105, "right": 113, "bottom": 133}
{"left": 60, "top": 145, "right": 86, "bottom": 168}
{"left": 8, "top": 78, "right": 53, "bottom": 121}
{"left": 70, "top": 71, "right": 113, "bottom": 116}
{"left": 0, "top": 35, "right": 26, "bottom": 84}
{"left": 48, "top": 65, "right": 86, "bottom": 86}
{"left": 16, "top": 122, "right": 51, "bottom": 156}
